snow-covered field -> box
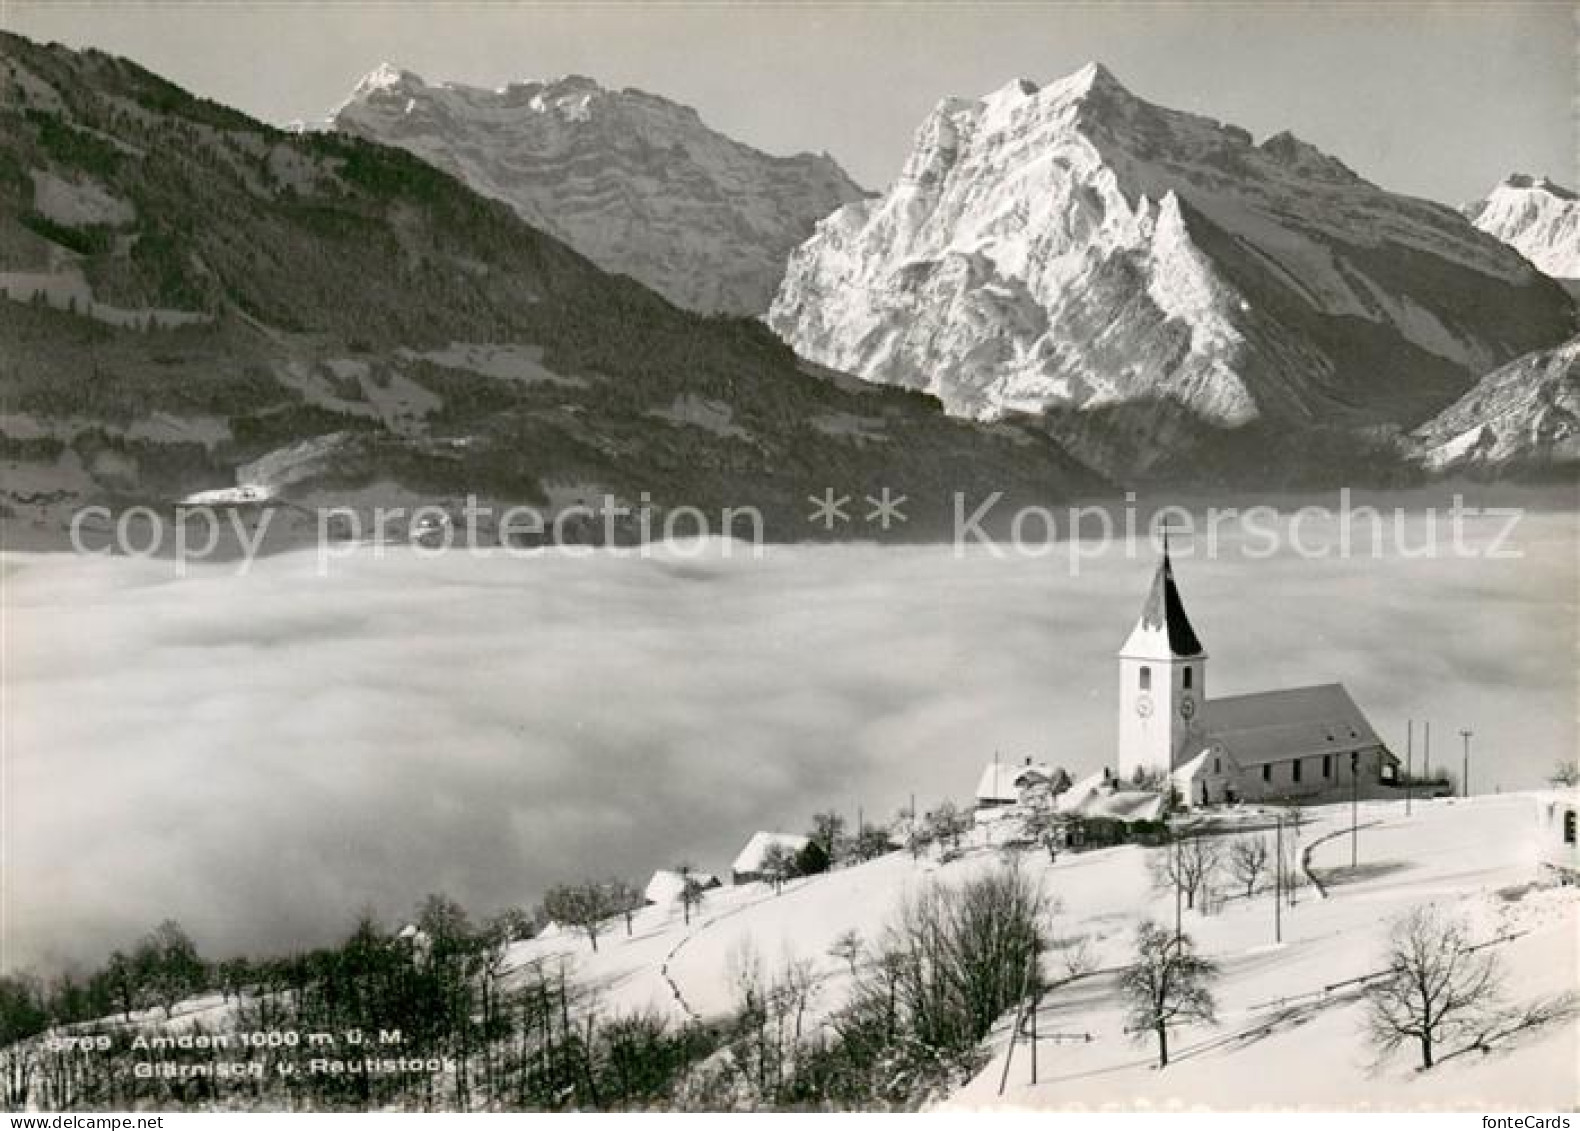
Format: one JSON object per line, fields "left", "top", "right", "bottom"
{"left": 502, "top": 794, "right": 1576, "bottom": 1109}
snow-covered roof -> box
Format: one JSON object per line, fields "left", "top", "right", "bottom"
{"left": 974, "top": 758, "right": 1060, "bottom": 802}
{"left": 731, "top": 831, "right": 809, "bottom": 875}
{"left": 1085, "top": 790, "right": 1166, "bottom": 822}
{"left": 1199, "top": 683, "right": 1380, "bottom": 767}
{"left": 1119, "top": 550, "right": 1204, "bottom": 659}
{"left": 1172, "top": 749, "right": 1212, "bottom": 786}
{"left": 1056, "top": 770, "right": 1110, "bottom": 814}
{"left": 1054, "top": 770, "right": 1164, "bottom": 821}
{"left": 643, "top": 869, "right": 719, "bottom": 904}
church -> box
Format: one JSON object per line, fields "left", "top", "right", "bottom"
{"left": 1117, "top": 545, "right": 1400, "bottom": 807}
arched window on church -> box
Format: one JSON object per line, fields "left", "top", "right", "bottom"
{"left": 1139, "top": 666, "right": 1151, "bottom": 691}
{"left": 1182, "top": 667, "right": 1193, "bottom": 690}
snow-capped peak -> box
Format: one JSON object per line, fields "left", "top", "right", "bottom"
{"left": 352, "top": 61, "right": 422, "bottom": 97}
{"left": 1467, "top": 174, "right": 1580, "bottom": 279}
{"left": 767, "top": 67, "right": 1574, "bottom": 480}
{"left": 1496, "top": 173, "right": 1576, "bottom": 200}
{"left": 330, "top": 67, "right": 866, "bottom": 315}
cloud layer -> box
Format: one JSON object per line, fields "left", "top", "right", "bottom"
{"left": 4, "top": 505, "right": 1574, "bottom": 972}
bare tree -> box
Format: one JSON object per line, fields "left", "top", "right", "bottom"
{"left": 925, "top": 802, "right": 970, "bottom": 854}
{"left": 1549, "top": 760, "right": 1580, "bottom": 787}
{"left": 1152, "top": 832, "right": 1223, "bottom": 911}
{"left": 828, "top": 928, "right": 864, "bottom": 977}
{"left": 607, "top": 880, "right": 644, "bottom": 937}
{"left": 1226, "top": 835, "right": 1270, "bottom": 898}
{"left": 1120, "top": 921, "right": 1219, "bottom": 1068}
{"left": 678, "top": 866, "right": 708, "bottom": 927}
{"left": 543, "top": 881, "right": 618, "bottom": 953}
{"left": 809, "top": 811, "right": 848, "bottom": 865}
{"left": 850, "top": 823, "right": 896, "bottom": 862}
{"left": 1021, "top": 805, "right": 1064, "bottom": 862}
{"left": 486, "top": 905, "right": 539, "bottom": 944}
{"left": 134, "top": 919, "right": 206, "bottom": 1018}
{"left": 1364, "top": 906, "right": 1503, "bottom": 1070}
{"left": 871, "top": 864, "right": 1049, "bottom": 1056}
{"left": 759, "top": 844, "right": 799, "bottom": 894}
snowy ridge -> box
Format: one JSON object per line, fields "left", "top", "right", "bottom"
{"left": 769, "top": 64, "right": 1575, "bottom": 478}
{"left": 1466, "top": 174, "right": 1580, "bottom": 280}
{"left": 332, "top": 67, "right": 868, "bottom": 314}
{"left": 1411, "top": 336, "right": 1580, "bottom": 472}
{"left": 36, "top": 794, "right": 1578, "bottom": 1109}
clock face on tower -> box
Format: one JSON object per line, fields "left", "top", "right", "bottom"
{"left": 1135, "top": 694, "right": 1154, "bottom": 718}
{"left": 1180, "top": 695, "right": 1197, "bottom": 719}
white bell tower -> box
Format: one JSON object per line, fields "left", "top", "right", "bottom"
{"left": 1117, "top": 541, "right": 1207, "bottom": 783}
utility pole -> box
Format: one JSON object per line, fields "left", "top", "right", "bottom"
{"left": 1350, "top": 750, "right": 1360, "bottom": 869}
{"left": 1404, "top": 719, "right": 1413, "bottom": 815}
{"left": 1423, "top": 720, "right": 1432, "bottom": 790}
{"left": 1274, "top": 814, "right": 1283, "bottom": 944}
{"left": 1172, "top": 823, "right": 1182, "bottom": 943}
{"left": 1029, "top": 972, "right": 1040, "bottom": 1085}
{"left": 1460, "top": 729, "right": 1473, "bottom": 798}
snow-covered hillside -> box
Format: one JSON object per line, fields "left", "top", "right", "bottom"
{"left": 497, "top": 794, "right": 1576, "bottom": 1108}
{"left": 332, "top": 66, "right": 868, "bottom": 315}
{"left": 1467, "top": 175, "right": 1580, "bottom": 281}
{"left": 768, "top": 64, "right": 1576, "bottom": 479}
{"left": 18, "top": 794, "right": 1575, "bottom": 1109}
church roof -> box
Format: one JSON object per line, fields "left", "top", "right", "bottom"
{"left": 1199, "top": 683, "right": 1381, "bottom": 767}
{"left": 1121, "top": 550, "right": 1204, "bottom": 658}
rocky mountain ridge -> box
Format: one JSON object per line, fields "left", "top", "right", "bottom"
{"left": 767, "top": 64, "right": 1576, "bottom": 480}
{"left": 331, "top": 65, "right": 868, "bottom": 315}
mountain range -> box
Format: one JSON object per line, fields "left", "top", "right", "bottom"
{"left": 767, "top": 64, "right": 1576, "bottom": 481}
{"left": 331, "top": 65, "right": 868, "bottom": 316}
{"left": 0, "top": 35, "right": 1576, "bottom": 541}
{"left": 0, "top": 31, "right": 1091, "bottom": 543}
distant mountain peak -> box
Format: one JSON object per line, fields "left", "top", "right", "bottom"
{"left": 1467, "top": 173, "right": 1580, "bottom": 279}
{"left": 1496, "top": 173, "right": 1576, "bottom": 200}
{"left": 769, "top": 71, "right": 1575, "bottom": 481}
{"left": 352, "top": 61, "right": 422, "bottom": 96}
{"left": 983, "top": 76, "right": 1041, "bottom": 104}
{"left": 332, "top": 67, "right": 867, "bottom": 314}
{"left": 1068, "top": 60, "right": 1124, "bottom": 93}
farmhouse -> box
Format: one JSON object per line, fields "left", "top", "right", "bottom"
{"left": 974, "top": 757, "right": 1071, "bottom": 809}
{"left": 1117, "top": 545, "right": 1398, "bottom": 806}
{"left": 643, "top": 869, "right": 720, "bottom": 905}
{"left": 730, "top": 831, "right": 811, "bottom": 885}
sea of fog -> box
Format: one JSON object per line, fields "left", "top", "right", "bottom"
{"left": 3, "top": 497, "right": 1575, "bottom": 972}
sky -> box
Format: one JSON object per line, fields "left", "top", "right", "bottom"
{"left": 0, "top": 0, "right": 1572, "bottom": 205}
{"left": 5, "top": 500, "right": 1575, "bottom": 972}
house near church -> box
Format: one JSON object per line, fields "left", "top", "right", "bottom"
{"left": 1116, "top": 545, "right": 1399, "bottom": 807}
{"left": 643, "top": 869, "right": 720, "bottom": 905}
{"left": 974, "top": 757, "right": 1072, "bottom": 809}
{"left": 731, "top": 831, "right": 812, "bottom": 885}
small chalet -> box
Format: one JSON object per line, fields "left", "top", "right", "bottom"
{"left": 974, "top": 757, "right": 1072, "bottom": 809}
{"left": 643, "top": 869, "right": 721, "bottom": 905}
{"left": 730, "top": 831, "right": 811, "bottom": 885}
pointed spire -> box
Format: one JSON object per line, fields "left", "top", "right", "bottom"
{"left": 1134, "top": 542, "right": 1204, "bottom": 657}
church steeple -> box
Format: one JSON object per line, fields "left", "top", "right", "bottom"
{"left": 1116, "top": 541, "right": 1209, "bottom": 781}
{"left": 1130, "top": 541, "right": 1204, "bottom": 657}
